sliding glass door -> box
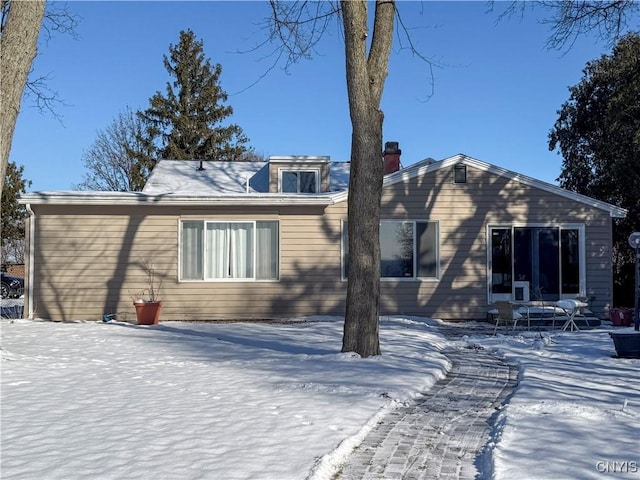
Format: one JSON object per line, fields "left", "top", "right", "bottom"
{"left": 489, "top": 225, "right": 584, "bottom": 302}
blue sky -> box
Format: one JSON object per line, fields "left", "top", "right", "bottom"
{"left": 11, "top": 1, "right": 615, "bottom": 192}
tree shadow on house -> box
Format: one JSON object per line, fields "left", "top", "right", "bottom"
{"left": 267, "top": 211, "right": 347, "bottom": 320}
{"left": 379, "top": 159, "right": 544, "bottom": 321}
{"left": 33, "top": 203, "right": 172, "bottom": 321}
{"left": 266, "top": 159, "right": 543, "bottom": 324}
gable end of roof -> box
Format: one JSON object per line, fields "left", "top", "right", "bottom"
{"left": 378, "top": 154, "right": 627, "bottom": 218}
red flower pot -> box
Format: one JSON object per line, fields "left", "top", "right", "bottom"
{"left": 610, "top": 308, "right": 633, "bottom": 327}
{"left": 134, "top": 301, "right": 162, "bottom": 325}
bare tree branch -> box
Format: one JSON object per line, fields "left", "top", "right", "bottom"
{"left": 1, "top": 1, "right": 79, "bottom": 123}
{"left": 541, "top": 0, "right": 639, "bottom": 51}
{"left": 488, "top": 1, "right": 639, "bottom": 52}
{"left": 23, "top": 68, "right": 69, "bottom": 122}
{"left": 76, "top": 107, "right": 147, "bottom": 191}
{"left": 40, "top": 2, "right": 80, "bottom": 44}
{"left": 393, "top": 9, "right": 439, "bottom": 102}
{"left": 267, "top": 0, "right": 341, "bottom": 70}
{"left": 256, "top": 1, "right": 439, "bottom": 100}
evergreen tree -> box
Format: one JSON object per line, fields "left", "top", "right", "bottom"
{"left": 549, "top": 33, "right": 640, "bottom": 306}
{"left": 1, "top": 161, "right": 31, "bottom": 263}
{"left": 138, "top": 29, "right": 250, "bottom": 167}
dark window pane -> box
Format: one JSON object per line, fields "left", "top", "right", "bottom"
{"left": 491, "top": 229, "right": 512, "bottom": 293}
{"left": 514, "top": 228, "right": 532, "bottom": 286}
{"left": 381, "top": 222, "right": 413, "bottom": 277}
{"left": 299, "top": 171, "right": 316, "bottom": 193}
{"left": 417, "top": 222, "right": 437, "bottom": 277}
{"left": 514, "top": 227, "right": 559, "bottom": 300}
{"left": 561, "top": 229, "right": 580, "bottom": 294}
{"left": 537, "top": 228, "right": 559, "bottom": 298}
{"left": 282, "top": 171, "right": 298, "bottom": 193}
{"left": 343, "top": 220, "right": 438, "bottom": 279}
{"left": 494, "top": 226, "right": 581, "bottom": 299}
{"left": 454, "top": 164, "right": 467, "bottom": 183}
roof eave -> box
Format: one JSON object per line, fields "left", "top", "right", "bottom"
{"left": 19, "top": 192, "right": 337, "bottom": 206}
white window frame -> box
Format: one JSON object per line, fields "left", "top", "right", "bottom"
{"left": 278, "top": 167, "right": 320, "bottom": 193}
{"left": 486, "top": 223, "right": 586, "bottom": 303}
{"left": 341, "top": 219, "right": 440, "bottom": 281}
{"left": 179, "top": 220, "right": 280, "bottom": 282}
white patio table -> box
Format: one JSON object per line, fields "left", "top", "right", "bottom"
{"left": 555, "top": 299, "right": 589, "bottom": 332}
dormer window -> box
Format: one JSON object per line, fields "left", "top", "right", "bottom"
{"left": 269, "top": 156, "right": 329, "bottom": 193}
{"left": 280, "top": 169, "right": 318, "bottom": 193}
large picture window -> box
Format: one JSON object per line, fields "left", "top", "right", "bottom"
{"left": 181, "top": 220, "right": 279, "bottom": 281}
{"left": 489, "top": 225, "right": 583, "bottom": 301}
{"left": 342, "top": 220, "right": 439, "bottom": 279}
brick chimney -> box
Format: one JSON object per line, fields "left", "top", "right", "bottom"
{"left": 383, "top": 141, "right": 401, "bottom": 174}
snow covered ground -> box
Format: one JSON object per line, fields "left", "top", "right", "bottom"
{"left": 1, "top": 315, "right": 639, "bottom": 480}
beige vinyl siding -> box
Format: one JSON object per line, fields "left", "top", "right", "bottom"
{"left": 173, "top": 200, "right": 347, "bottom": 317}
{"left": 29, "top": 206, "right": 177, "bottom": 321}
{"left": 27, "top": 162, "right": 616, "bottom": 322}
{"left": 28, "top": 204, "right": 347, "bottom": 321}
{"left": 376, "top": 164, "right": 614, "bottom": 320}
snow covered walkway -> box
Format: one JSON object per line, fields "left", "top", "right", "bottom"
{"left": 336, "top": 347, "right": 518, "bottom": 479}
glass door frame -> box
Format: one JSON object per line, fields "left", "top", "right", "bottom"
{"left": 487, "top": 223, "right": 586, "bottom": 304}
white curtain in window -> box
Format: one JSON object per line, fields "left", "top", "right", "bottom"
{"left": 193, "top": 221, "right": 277, "bottom": 280}
{"left": 181, "top": 221, "right": 203, "bottom": 280}
{"left": 229, "top": 223, "right": 253, "bottom": 278}
{"left": 206, "top": 223, "right": 230, "bottom": 278}
{"left": 256, "top": 221, "right": 278, "bottom": 279}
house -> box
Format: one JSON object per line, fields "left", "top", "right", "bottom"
{"left": 20, "top": 143, "right": 627, "bottom": 322}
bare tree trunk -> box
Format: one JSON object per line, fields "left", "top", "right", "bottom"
{"left": 341, "top": 0, "right": 394, "bottom": 357}
{"left": 0, "top": 0, "right": 45, "bottom": 193}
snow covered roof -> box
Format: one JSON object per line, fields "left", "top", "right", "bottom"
{"left": 143, "top": 160, "right": 269, "bottom": 195}
{"left": 19, "top": 159, "right": 351, "bottom": 206}
{"left": 142, "top": 159, "right": 351, "bottom": 195}
{"left": 19, "top": 155, "right": 626, "bottom": 218}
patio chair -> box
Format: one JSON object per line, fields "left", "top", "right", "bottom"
{"left": 492, "top": 301, "right": 523, "bottom": 335}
